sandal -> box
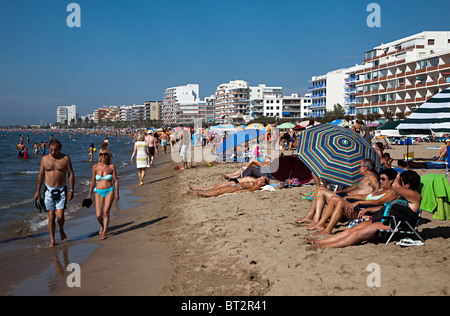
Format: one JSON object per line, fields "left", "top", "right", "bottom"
{"left": 395, "top": 238, "right": 424, "bottom": 247}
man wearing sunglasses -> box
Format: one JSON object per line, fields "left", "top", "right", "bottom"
{"left": 34, "top": 139, "right": 75, "bottom": 247}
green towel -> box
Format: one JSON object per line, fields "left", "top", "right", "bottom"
{"left": 419, "top": 174, "right": 450, "bottom": 220}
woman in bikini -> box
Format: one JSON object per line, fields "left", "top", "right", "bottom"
{"left": 306, "top": 170, "right": 421, "bottom": 248}
{"left": 306, "top": 168, "right": 399, "bottom": 236}
{"left": 87, "top": 148, "right": 119, "bottom": 240}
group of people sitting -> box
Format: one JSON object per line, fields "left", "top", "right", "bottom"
{"left": 295, "top": 158, "right": 422, "bottom": 248}
{"left": 188, "top": 154, "right": 423, "bottom": 249}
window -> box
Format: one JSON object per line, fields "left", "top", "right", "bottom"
{"left": 428, "top": 39, "right": 435, "bottom": 45}
{"left": 427, "top": 57, "right": 439, "bottom": 68}
{"left": 419, "top": 59, "right": 427, "bottom": 69}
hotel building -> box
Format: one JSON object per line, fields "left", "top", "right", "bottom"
{"left": 56, "top": 104, "right": 77, "bottom": 125}
{"left": 249, "top": 93, "right": 312, "bottom": 119}
{"left": 355, "top": 31, "right": 450, "bottom": 118}
{"left": 162, "top": 84, "right": 200, "bottom": 125}
{"left": 309, "top": 69, "right": 348, "bottom": 117}
{"left": 215, "top": 80, "right": 250, "bottom": 124}
{"left": 144, "top": 101, "right": 161, "bottom": 121}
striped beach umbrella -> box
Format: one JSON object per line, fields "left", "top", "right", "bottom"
{"left": 297, "top": 123, "right": 380, "bottom": 187}
{"left": 397, "top": 88, "right": 450, "bottom": 135}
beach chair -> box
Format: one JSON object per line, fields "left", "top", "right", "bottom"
{"left": 375, "top": 209, "right": 424, "bottom": 246}
{"left": 446, "top": 146, "right": 449, "bottom": 178}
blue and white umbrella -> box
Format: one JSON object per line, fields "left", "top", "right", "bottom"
{"left": 215, "top": 129, "right": 267, "bottom": 155}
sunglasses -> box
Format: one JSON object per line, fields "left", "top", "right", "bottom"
{"left": 380, "top": 177, "right": 389, "bottom": 181}
{"left": 99, "top": 153, "right": 109, "bottom": 157}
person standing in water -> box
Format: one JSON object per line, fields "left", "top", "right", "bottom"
{"left": 34, "top": 139, "right": 75, "bottom": 247}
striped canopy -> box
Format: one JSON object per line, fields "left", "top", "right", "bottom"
{"left": 397, "top": 88, "right": 450, "bottom": 135}
{"left": 297, "top": 124, "right": 380, "bottom": 187}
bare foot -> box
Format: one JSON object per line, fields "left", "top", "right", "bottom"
{"left": 60, "top": 230, "right": 67, "bottom": 243}
{"left": 312, "top": 229, "right": 332, "bottom": 237}
{"left": 295, "top": 217, "right": 312, "bottom": 225}
{"left": 101, "top": 234, "right": 107, "bottom": 240}
{"left": 306, "top": 224, "right": 324, "bottom": 232}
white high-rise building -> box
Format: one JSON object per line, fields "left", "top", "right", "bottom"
{"left": 309, "top": 69, "right": 348, "bottom": 118}
{"left": 56, "top": 104, "right": 77, "bottom": 125}
{"left": 215, "top": 80, "right": 249, "bottom": 124}
{"left": 162, "top": 84, "right": 199, "bottom": 125}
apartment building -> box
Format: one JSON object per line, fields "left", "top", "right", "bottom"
{"left": 215, "top": 80, "right": 249, "bottom": 124}
{"left": 144, "top": 101, "right": 161, "bottom": 121}
{"left": 56, "top": 104, "right": 77, "bottom": 125}
{"left": 355, "top": 31, "right": 450, "bottom": 118}
{"left": 162, "top": 84, "right": 199, "bottom": 125}
{"left": 282, "top": 93, "right": 312, "bottom": 119}
{"left": 249, "top": 84, "right": 283, "bottom": 99}
{"left": 177, "top": 98, "right": 216, "bottom": 125}
{"left": 309, "top": 69, "right": 348, "bottom": 117}
{"left": 249, "top": 93, "right": 312, "bottom": 119}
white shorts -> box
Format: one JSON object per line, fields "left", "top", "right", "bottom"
{"left": 44, "top": 185, "right": 67, "bottom": 211}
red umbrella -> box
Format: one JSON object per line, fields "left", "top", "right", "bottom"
{"left": 293, "top": 125, "right": 305, "bottom": 131}
{"left": 269, "top": 155, "right": 312, "bottom": 183}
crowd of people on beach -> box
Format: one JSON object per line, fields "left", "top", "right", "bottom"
{"left": 13, "top": 120, "right": 442, "bottom": 249}
{"left": 184, "top": 120, "right": 431, "bottom": 249}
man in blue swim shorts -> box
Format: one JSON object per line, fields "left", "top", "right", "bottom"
{"left": 34, "top": 139, "right": 75, "bottom": 247}
{"left": 160, "top": 131, "right": 169, "bottom": 155}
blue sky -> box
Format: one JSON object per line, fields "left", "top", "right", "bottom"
{"left": 1, "top": 0, "right": 450, "bottom": 125}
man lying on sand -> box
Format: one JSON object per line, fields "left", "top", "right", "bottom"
{"left": 190, "top": 176, "right": 269, "bottom": 198}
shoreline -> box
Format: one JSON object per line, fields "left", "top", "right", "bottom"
{"left": 55, "top": 151, "right": 178, "bottom": 295}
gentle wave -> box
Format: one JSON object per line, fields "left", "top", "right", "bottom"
{"left": 0, "top": 198, "right": 34, "bottom": 210}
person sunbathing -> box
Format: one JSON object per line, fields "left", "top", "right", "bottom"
{"left": 223, "top": 156, "right": 271, "bottom": 179}
{"left": 296, "top": 158, "right": 380, "bottom": 226}
{"left": 306, "top": 168, "right": 398, "bottom": 236}
{"left": 306, "top": 170, "right": 421, "bottom": 248}
{"left": 190, "top": 176, "right": 269, "bottom": 198}
{"left": 189, "top": 176, "right": 265, "bottom": 192}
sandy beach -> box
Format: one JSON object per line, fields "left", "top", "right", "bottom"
{"left": 54, "top": 141, "right": 449, "bottom": 296}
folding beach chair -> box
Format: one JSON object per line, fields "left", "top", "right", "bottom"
{"left": 375, "top": 209, "right": 424, "bottom": 246}
{"left": 446, "top": 146, "right": 449, "bottom": 178}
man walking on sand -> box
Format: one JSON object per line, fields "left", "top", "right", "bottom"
{"left": 145, "top": 131, "right": 158, "bottom": 166}
{"left": 34, "top": 139, "right": 75, "bottom": 247}
{"left": 160, "top": 130, "right": 169, "bottom": 155}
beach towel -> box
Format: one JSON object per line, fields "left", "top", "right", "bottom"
{"left": 419, "top": 174, "right": 450, "bottom": 220}
{"left": 300, "top": 192, "right": 314, "bottom": 202}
